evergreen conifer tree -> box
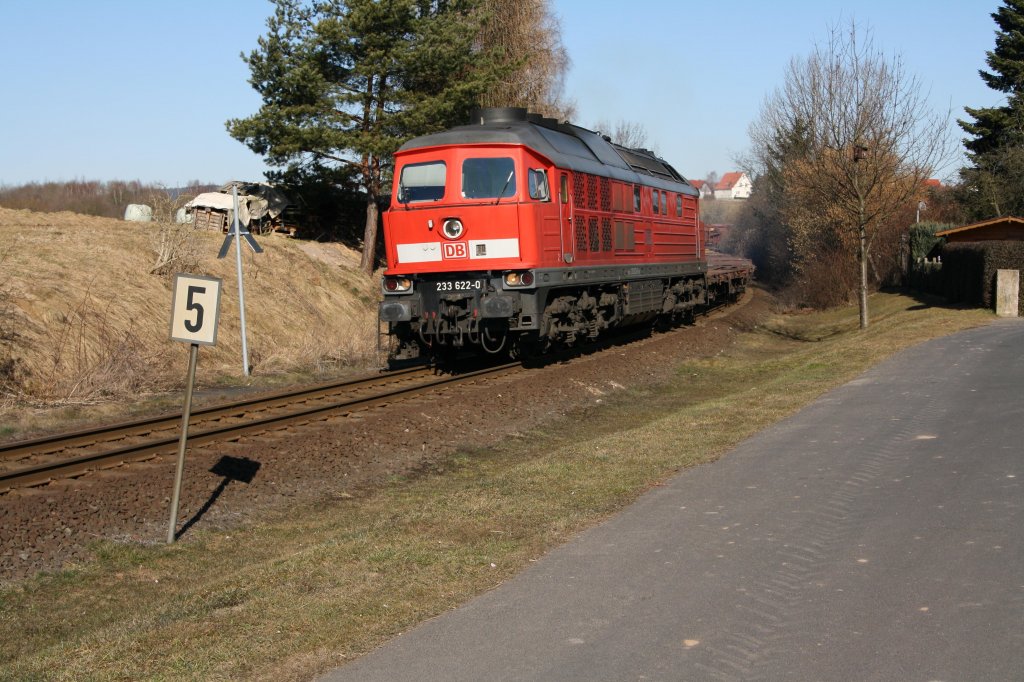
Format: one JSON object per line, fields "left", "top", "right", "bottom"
{"left": 228, "top": 0, "right": 502, "bottom": 273}
{"left": 957, "top": 0, "right": 1024, "bottom": 219}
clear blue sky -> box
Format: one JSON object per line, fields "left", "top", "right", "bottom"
{"left": 0, "top": 0, "right": 1006, "bottom": 188}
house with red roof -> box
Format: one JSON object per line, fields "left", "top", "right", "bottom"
{"left": 688, "top": 178, "right": 713, "bottom": 200}
{"left": 713, "top": 171, "right": 752, "bottom": 200}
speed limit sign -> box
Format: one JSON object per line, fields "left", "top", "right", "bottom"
{"left": 169, "top": 274, "right": 223, "bottom": 346}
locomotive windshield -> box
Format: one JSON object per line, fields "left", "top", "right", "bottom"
{"left": 462, "top": 157, "right": 516, "bottom": 200}
{"left": 397, "top": 161, "right": 446, "bottom": 203}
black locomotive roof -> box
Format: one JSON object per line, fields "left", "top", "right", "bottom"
{"left": 397, "top": 108, "right": 698, "bottom": 196}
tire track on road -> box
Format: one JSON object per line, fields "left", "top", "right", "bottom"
{"left": 692, "top": 371, "right": 952, "bottom": 680}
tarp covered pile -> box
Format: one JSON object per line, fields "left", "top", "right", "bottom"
{"left": 185, "top": 182, "right": 289, "bottom": 228}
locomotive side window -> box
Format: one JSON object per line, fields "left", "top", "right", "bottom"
{"left": 462, "top": 157, "right": 516, "bottom": 199}
{"left": 397, "top": 161, "right": 446, "bottom": 203}
{"left": 528, "top": 169, "right": 550, "bottom": 201}
{"left": 676, "top": 195, "right": 683, "bottom": 217}
{"left": 660, "top": 191, "right": 668, "bottom": 215}
{"left": 561, "top": 174, "right": 569, "bottom": 204}
{"left": 652, "top": 189, "right": 659, "bottom": 215}
{"left": 633, "top": 185, "right": 640, "bottom": 213}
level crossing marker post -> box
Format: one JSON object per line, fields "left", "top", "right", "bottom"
{"left": 167, "top": 273, "right": 223, "bottom": 544}
{"left": 217, "top": 184, "right": 263, "bottom": 377}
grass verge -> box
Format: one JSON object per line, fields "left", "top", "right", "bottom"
{"left": 0, "top": 292, "right": 993, "bottom": 681}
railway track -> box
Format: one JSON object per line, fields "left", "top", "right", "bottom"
{"left": 0, "top": 362, "right": 523, "bottom": 493}
{"left": 0, "top": 285, "right": 752, "bottom": 495}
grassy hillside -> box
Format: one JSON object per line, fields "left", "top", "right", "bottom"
{"left": 0, "top": 208, "right": 380, "bottom": 427}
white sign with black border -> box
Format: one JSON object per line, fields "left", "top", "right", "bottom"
{"left": 169, "top": 274, "right": 223, "bottom": 346}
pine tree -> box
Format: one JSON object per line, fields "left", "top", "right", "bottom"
{"left": 228, "top": 0, "right": 502, "bottom": 274}
{"left": 957, "top": 0, "right": 1024, "bottom": 219}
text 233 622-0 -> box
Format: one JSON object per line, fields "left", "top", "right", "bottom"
{"left": 434, "top": 279, "right": 484, "bottom": 292}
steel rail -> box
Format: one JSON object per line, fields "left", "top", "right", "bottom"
{"left": 0, "top": 366, "right": 431, "bottom": 460}
{"left": 0, "top": 362, "right": 521, "bottom": 492}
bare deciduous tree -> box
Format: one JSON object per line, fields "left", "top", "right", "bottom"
{"left": 592, "top": 118, "right": 653, "bottom": 150}
{"left": 148, "top": 188, "right": 200, "bottom": 277}
{"left": 477, "top": 0, "right": 575, "bottom": 120}
{"left": 750, "top": 21, "right": 953, "bottom": 328}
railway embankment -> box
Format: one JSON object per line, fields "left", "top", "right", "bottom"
{"left": 0, "top": 287, "right": 993, "bottom": 681}
{"left": 0, "top": 207, "right": 381, "bottom": 440}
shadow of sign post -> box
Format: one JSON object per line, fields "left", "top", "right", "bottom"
{"left": 175, "top": 456, "right": 262, "bottom": 540}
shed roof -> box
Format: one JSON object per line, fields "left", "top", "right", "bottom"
{"left": 935, "top": 216, "right": 1024, "bottom": 242}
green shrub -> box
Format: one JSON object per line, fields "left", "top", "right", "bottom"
{"left": 909, "top": 222, "right": 949, "bottom": 261}
{"left": 905, "top": 222, "right": 949, "bottom": 295}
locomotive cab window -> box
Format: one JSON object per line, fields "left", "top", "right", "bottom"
{"left": 462, "top": 157, "right": 516, "bottom": 199}
{"left": 528, "top": 169, "right": 550, "bottom": 201}
{"left": 397, "top": 161, "right": 446, "bottom": 203}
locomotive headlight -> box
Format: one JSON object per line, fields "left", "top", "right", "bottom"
{"left": 441, "top": 218, "right": 464, "bottom": 240}
{"left": 383, "top": 277, "right": 412, "bottom": 293}
{"left": 503, "top": 271, "right": 535, "bottom": 288}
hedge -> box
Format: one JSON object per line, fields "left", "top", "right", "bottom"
{"left": 941, "top": 240, "right": 1024, "bottom": 315}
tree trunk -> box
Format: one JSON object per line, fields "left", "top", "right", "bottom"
{"left": 359, "top": 198, "right": 379, "bottom": 275}
{"left": 859, "top": 225, "right": 869, "bottom": 329}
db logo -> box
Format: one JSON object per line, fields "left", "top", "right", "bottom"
{"left": 442, "top": 242, "right": 468, "bottom": 259}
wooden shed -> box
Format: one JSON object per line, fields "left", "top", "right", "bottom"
{"left": 935, "top": 216, "right": 1024, "bottom": 316}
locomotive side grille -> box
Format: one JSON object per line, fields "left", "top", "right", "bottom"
{"left": 573, "top": 172, "right": 586, "bottom": 209}
{"left": 587, "top": 174, "right": 598, "bottom": 210}
{"left": 588, "top": 216, "right": 600, "bottom": 252}
{"left": 576, "top": 220, "right": 588, "bottom": 252}
{"left": 601, "top": 217, "right": 612, "bottom": 252}
{"left": 600, "top": 177, "right": 611, "bottom": 212}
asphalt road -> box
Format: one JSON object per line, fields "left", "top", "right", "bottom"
{"left": 320, "top": 320, "right": 1024, "bottom": 681}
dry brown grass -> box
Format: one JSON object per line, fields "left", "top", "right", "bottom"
{"left": 0, "top": 207, "right": 380, "bottom": 422}
{"left": 699, "top": 197, "right": 746, "bottom": 225}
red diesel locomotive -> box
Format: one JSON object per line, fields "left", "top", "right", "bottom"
{"left": 379, "top": 107, "right": 750, "bottom": 361}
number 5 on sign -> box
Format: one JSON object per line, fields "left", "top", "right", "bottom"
{"left": 170, "top": 274, "right": 223, "bottom": 345}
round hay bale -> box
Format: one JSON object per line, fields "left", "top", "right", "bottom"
{"left": 124, "top": 204, "right": 153, "bottom": 222}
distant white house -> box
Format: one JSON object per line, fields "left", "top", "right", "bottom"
{"left": 688, "top": 178, "right": 714, "bottom": 200}
{"left": 713, "top": 172, "right": 752, "bottom": 200}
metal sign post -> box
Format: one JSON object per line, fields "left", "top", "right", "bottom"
{"left": 168, "top": 343, "right": 199, "bottom": 544}
{"left": 167, "top": 274, "right": 223, "bottom": 544}
{"left": 217, "top": 184, "right": 263, "bottom": 377}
